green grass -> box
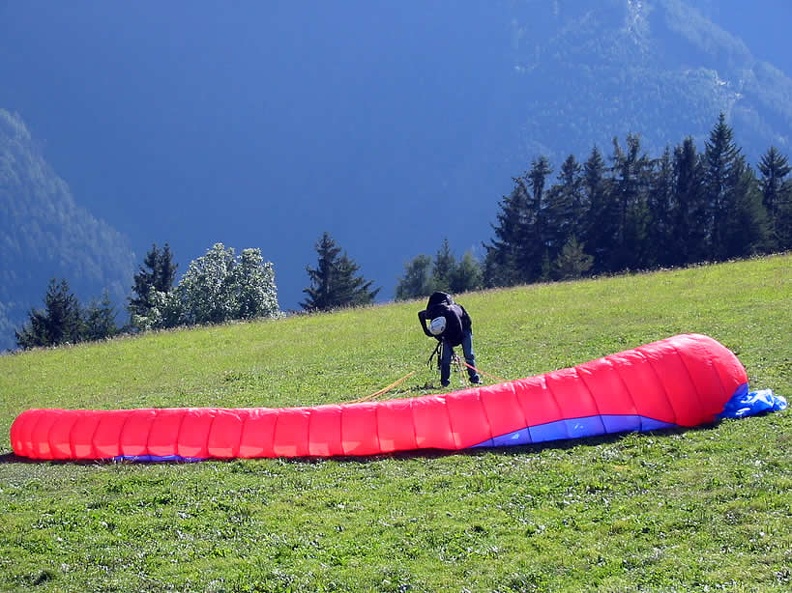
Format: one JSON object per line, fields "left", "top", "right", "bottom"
{"left": 1, "top": 254, "right": 790, "bottom": 592}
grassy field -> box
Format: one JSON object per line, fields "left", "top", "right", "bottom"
{"left": 1, "top": 254, "right": 790, "bottom": 592}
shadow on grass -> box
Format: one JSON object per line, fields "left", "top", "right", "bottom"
{"left": 0, "top": 452, "right": 31, "bottom": 464}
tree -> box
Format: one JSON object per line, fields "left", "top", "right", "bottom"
{"left": 130, "top": 288, "right": 182, "bottom": 332}
{"left": 176, "top": 243, "right": 280, "bottom": 326}
{"left": 757, "top": 146, "right": 792, "bottom": 251}
{"left": 483, "top": 156, "right": 552, "bottom": 287}
{"left": 301, "top": 232, "right": 380, "bottom": 311}
{"left": 432, "top": 238, "right": 456, "bottom": 292}
{"left": 449, "top": 250, "right": 483, "bottom": 293}
{"left": 483, "top": 179, "right": 529, "bottom": 287}
{"left": 554, "top": 236, "right": 593, "bottom": 280}
{"left": 395, "top": 254, "right": 434, "bottom": 301}
{"left": 233, "top": 248, "right": 279, "bottom": 320}
{"left": 16, "top": 278, "right": 83, "bottom": 349}
{"left": 607, "top": 134, "right": 651, "bottom": 271}
{"left": 671, "top": 137, "right": 707, "bottom": 265}
{"left": 701, "top": 113, "right": 767, "bottom": 260}
{"left": 128, "top": 243, "right": 178, "bottom": 321}
{"left": 395, "top": 242, "right": 482, "bottom": 301}
{"left": 545, "top": 154, "right": 585, "bottom": 266}
{"left": 580, "top": 146, "right": 612, "bottom": 274}
{"left": 720, "top": 163, "right": 768, "bottom": 259}
{"left": 523, "top": 156, "right": 553, "bottom": 282}
{"left": 82, "top": 291, "right": 119, "bottom": 341}
{"left": 645, "top": 147, "right": 675, "bottom": 268}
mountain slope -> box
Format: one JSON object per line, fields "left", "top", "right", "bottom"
{"left": 0, "top": 109, "right": 135, "bottom": 351}
{"left": 499, "top": 0, "right": 791, "bottom": 164}
{"left": 438, "top": 0, "right": 792, "bottom": 272}
{"left": 0, "top": 1, "right": 790, "bottom": 325}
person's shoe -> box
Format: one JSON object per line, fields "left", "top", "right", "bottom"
{"left": 441, "top": 381, "right": 450, "bottom": 388}
{"left": 470, "top": 375, "right": 481, "bottom": 385}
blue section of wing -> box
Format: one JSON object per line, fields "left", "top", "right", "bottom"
{"left": 475, "top": 415, "right": 678, "bottom": 448}
{"left": 114, "top": 455, "right": 204, "bottom": 463}
{"left": 718, "top": 387, "right": 788, "bottom": 419}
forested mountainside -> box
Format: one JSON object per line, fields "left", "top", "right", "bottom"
{"left": 1, "top": 0, "right": 791, "bottom": 351}
{"left": 499, "top": 0, "right": 792, "bottom": 166}
{"left": 0, "top": 110, "right": 135, "bottom": 351}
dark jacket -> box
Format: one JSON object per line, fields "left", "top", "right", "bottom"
{"left": 418, "top": 299, "right": 472, "bottom": 347}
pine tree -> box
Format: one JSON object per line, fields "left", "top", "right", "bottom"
{"left": 757, "top": 146, "right": 792, "bottom": 251}
{"left": 581, "top": 146, "right": 613, "bottom": 274}
{"left": 645, "top": 147, "right": 675, "bottom": 268}
{"left": 301, "top": 233, "right": 380, "bottom": 311}
{"left": 523, "top": 156, "right": 553, "bottom": 282}
{"left": 82, "top": 291, "right": 119, "bottom": 341}
{"left": 554, "top": 236, "right": 593, "bottom": 280}
{"left": 128, "top": 243, "right": 178, "bottom": 320}
{"left": 15, "top": 278, "right": 83, "bottom": 349}
{"left": 545, "top": 154, "right": 586, "bottom": 270}
{"left": 671, "top": 137, "right": 707, "bottom": 265}
{"left": 608, "top": 134, "right": 651, "bottom": 271}
{"left": 432, "top": 238, "right": 456, "bottom": 292}
{"left": 721, "top": 163, "right": 768, "bottom": 259}
{"left": 483, "top": 178, "right": 530, "bottom": 287}
{"left": 701, "top": 113, "right": 766, "bottom": 260}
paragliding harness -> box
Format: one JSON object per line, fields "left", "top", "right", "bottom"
{"left": 427, "top": 338, "right": 462, "bottom": 380}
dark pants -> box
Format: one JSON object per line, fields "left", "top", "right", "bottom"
{"left": 440, "top": 330, "right": 480, "bottom": 387}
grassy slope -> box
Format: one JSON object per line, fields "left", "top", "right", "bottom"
{"left": 0, "top": 254, "right": 790, "bottom": 592}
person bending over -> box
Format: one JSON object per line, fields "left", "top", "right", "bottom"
{"left": 418, "top": 291, "right": 481, "bottom": 388}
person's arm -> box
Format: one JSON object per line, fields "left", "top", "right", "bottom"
{"left": 418, "top": 310, "right": 434, "bottom": 337}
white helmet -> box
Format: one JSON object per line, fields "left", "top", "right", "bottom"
{"left": 429, "top": 316, "right": 446, "bottom": 336}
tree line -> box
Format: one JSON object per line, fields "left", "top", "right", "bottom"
{"left": 14, "top": 234, "right": 378, "bottom": 349}
{"left": 478, "top": 114, "right": 791, "bottom": 286}
{"left": 15, "top": 115, "right": 791, "bottom": 349}
{"left": 396, "top": 114, "right": 791, "bottom": 295}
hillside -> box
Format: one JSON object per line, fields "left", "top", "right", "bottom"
{"left": 0, "top": 255, "right": 789, "bottom": 591}
{"left": 0, "top": 109, "right": 136, "bottom": 351}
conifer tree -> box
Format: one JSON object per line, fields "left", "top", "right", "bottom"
{"left": 757, "top": 146, "right": 792, "bottom": 251}
{"left": 608, "top": 134, "right": 651, "bottom": 271}
{"left": 15, "top": 278, "right": 83, "bottom": 349}
{"left": 483, "top": 177, "right": 530, "bottom": 287}
{"left": 646, "top": 147, "right": 675, "bottom": 268}
{"left": 82, "top": 291, "right": 119, "bottom": 342}
{"left": 671, "top": 137, "right": 707, "bottom": 265}
{"left": 545, "top": 154, "right": 587, "bottom": 271}
{"left": 523, "top": 156, "right": 553, "bottom": 281}
{"left": 432, "top": 238, "right": 456, "bottom": 292}
{"left": 128, "top": 243, "right": 178, "bottom": 320}
{"left": 301, "top": 233, "right": 380, "bottom": 311}
{"left": 580, "top": 146, "right": 612, "bottom": 274}
{"left": 484, "top": 157, "right": 553, "bottom": 286}
{"left": 701, "top": 113, "right": 766, "bottom": 260}
{"left": 396, "top": 242, "right": 482, "bottom": 300}
{"left": 554, "top": 236, "right": 593, "bottom": 280}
